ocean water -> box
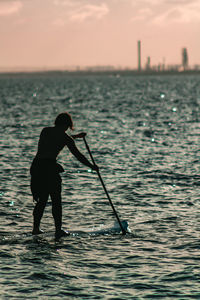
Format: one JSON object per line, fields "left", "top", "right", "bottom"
{"left": 0, "top": 72, "right": 200, "bottom": 299}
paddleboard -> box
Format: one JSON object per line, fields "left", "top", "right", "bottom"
{"left": 0, "top": 220, "right": 129, "bottom": 244}
{"left": 41, "top": 220, "right": 129, "bottom": 237}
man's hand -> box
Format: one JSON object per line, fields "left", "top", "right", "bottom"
{"left": 77, "top": 132, "right": 87, "bottom": 138}
{"left": 72, "top": 132, "right": 87, "bottom": 139}
{"left": 91, "top": 164, "right": 99, "bottom": 172}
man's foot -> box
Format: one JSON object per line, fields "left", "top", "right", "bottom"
{"left": 55, "top": 229, "right": 70, "bottom": 239}
{"left": 32, "top": 229, "right": 44, "bottom": 235}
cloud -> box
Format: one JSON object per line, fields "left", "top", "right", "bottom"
{"left": 153, "top": 1, "right": 200, "bottom": 24}
{"left": 0, "top": 0, "right": 22, "bottom": 16}
{"left": 164, "top": 0, "right": 196, "bottom": 3}
{"left": 131, "top": 7, "right": 153, "bottom": 22}
{"left": 70, "top": 3, "right": 109, "bottom": 22}
{"left": 130, "top": 0, "right": 200, "bottom": 24}
{"left": 53, "top": 0, "right": 78, "bottom": 7}
{"left": 53, "top": 1, "right": 109, "bottom": 24}
{"left": 130, "top": 0, "right": 195, "bottom": 4}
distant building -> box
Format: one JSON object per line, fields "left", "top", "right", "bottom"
{"left": 182, "top": 48, "right": 189, "bottom": 71}
{"left": 162, "top": 57, "right": 166, "bottom": 71}
{"left": 145, "top": 56, "right": 151, "bottom": 70}
{"left": 137, "top": 40, "right": 141, "bottom": 71}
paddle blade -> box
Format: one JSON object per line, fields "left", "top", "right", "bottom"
{"left": 114, "top": 220, "right": 130, "bottom": 233}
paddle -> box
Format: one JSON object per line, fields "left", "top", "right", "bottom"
{"left": 83, "top": 136, "right": 126, "bottom": 235}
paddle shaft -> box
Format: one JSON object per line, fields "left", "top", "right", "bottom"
{"left": 83, "top": 137, "right": 126, "bottom": 235}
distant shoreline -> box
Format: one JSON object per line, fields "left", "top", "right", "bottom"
{"left": 0, "top": 69, "right": 200, "bottom": 77}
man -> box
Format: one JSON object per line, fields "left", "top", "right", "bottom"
{"left": 30, "top": 112, "right": 98, "bottom": 238}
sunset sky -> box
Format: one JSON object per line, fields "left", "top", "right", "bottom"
{"left": 0, "top": 0, "right": 200, "bottom": 70}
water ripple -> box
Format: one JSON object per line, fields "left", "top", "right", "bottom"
{"left": 0, "top": 73, "right": 200, "bottom": 298}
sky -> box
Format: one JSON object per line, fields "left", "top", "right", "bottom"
{"left": 0, "top": 0, "right": 200, "bottom": 70}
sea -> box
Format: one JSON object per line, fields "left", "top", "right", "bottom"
{"left": 0, "top": 72, "right": 200, "bottom": 299}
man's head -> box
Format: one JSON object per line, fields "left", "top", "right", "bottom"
{"left": 55, "top": 112, "right": 74, "bottom": 130}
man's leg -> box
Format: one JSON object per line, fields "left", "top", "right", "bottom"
{"left": 32, "top": 194, "right": 48, "bottom": 234}
{"left": 51, "top": 182, "right": 70, "bottom": 238}
{"left": 51, "top": 190, "right": 62, "bottom": 233}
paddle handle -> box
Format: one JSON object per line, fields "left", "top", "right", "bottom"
{"left": 83, "top": 137, "right": 126, "bottom": 235}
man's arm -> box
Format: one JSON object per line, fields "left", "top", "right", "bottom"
{"left": 65, "top": 135, "right": 98, "bottom": 170}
